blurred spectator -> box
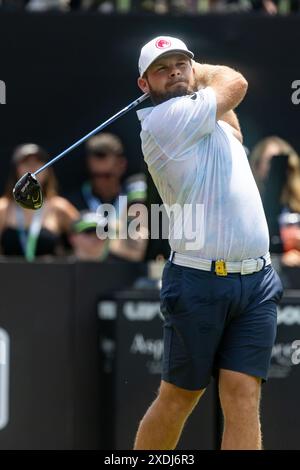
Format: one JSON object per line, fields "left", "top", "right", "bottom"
{"left": 0, "top": 0, "right": 68, "bottom": 10}
{"left": 133, "top": 0, "right": 199, "bottom": 14}
{"left": 250, "top": 0, "right": 278, "bottom": 14}
{"left": 1, "top": 0, "right": 298, "bottom": 13}
{"left": 0, "top": 143, "right": 79, "bottom": 260}
{"left": 108, "top": 173, "right": 149, "bottom": 261}
{"left": 26, "top": 0, "right": 68, "bottom": 11}
{"left": 250, "top": 136, "right": 300, "bottom": 266}
{"left": 68, "top": 133, "right": 127, "bottom": 212}
{"left": 207, "top": 0, "right": 279, "bottom": 13}
{"left": 67, "top": 133, "right": 148, "bottom": 261}
{"left": 68, "top": 1, "right": 200, "bottom": 13}
{"left": 69, "top": 211, "right": 109, "bottom": 260}
{"left": 69, "top": 0, "right": 115, "bottom": 11}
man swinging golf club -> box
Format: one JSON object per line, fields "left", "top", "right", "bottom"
{"left": 133, "top": 36, "right": 283, "bottom": 450}
{"left": 12, "top": 34, "right": 283, "bottom": 451}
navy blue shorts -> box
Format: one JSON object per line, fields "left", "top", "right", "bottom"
{"left": 160, "top": 260, "right": 283, "bottom": 390}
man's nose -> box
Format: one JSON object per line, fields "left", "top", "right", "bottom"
{"left": 169, "top": 66, "right": 181, "bottom": 77}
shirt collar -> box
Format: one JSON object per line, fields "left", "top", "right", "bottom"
{"left": 136, "top": 106, "right": 154, "bottom": 122}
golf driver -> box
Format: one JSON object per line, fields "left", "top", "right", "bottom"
{"left": 13, "top": 93, "right": 149, "bottom": 210}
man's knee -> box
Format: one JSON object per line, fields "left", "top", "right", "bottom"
{"left": 157, "top": 380, "right": 205, "bottom": 417}
{"left": 219, "top": 370, "right": 261, "bottom": 418}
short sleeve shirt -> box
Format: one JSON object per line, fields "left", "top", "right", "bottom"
{"left": 137, "top": 87, "right": 269, "bottom": 261}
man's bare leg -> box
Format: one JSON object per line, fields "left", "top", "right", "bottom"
{"left": 134, "top": 380, "right": 205, "bottom": 450}
{"left": 219, "top": 369, "right": 262, "bottom": 450}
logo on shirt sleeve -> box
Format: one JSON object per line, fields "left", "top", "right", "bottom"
{"left": 155, "top": 39, "right": 171, "bottom": 49}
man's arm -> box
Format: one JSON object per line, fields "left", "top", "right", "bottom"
{"left": 220, "top": 110, "right": 243, "bottom": 143}
{"left": 193, "top": 62, "right": 248, "bottom": 121}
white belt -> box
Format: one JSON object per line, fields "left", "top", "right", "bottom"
{"left": 169, "top": 252, "right": 271, "bottom": 276}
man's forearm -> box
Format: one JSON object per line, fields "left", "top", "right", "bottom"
{"left": 193, "top": 61, "right": 247, "bottom": 112}
{"left": 220, "top": 110, "right": 243, "bottom": 143}
{"left": 193, "top": 63, "right": 226, "bottom": 89}
{"left": 221, "top": 110, "right": 241, "bottom": 133}
{"left": 193, "top": 62, "right": 239, "bottom": 89}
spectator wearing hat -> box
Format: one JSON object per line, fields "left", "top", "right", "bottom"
{"left": 69, "top": 211, "right": 109, "bottom": 261}
{"left": 0, "top": 143, "right": 79, "bottom": 260}
{"left": 67, "top": 133, "right": 148, "bottom": 262}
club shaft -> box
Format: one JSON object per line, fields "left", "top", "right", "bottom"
{"left": 33, "top": 93, "right": 149, "bottom": 177}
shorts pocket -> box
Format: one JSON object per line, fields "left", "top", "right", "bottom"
{"left": 272, "top": 268, "right": 284, "bottom": 303}
{"left": 160, "top": 263, "right": 183, "bottom": 319}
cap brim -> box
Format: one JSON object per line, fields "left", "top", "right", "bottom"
{"left": 141, "top": 49, "right": 194, "bottom": 77}
{"left": 73, "top": 221, "right": 98, "bottom": 233}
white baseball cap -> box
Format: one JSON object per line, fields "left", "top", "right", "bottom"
{"left": 138, "top": 36, "right": 194, "bottom": 77}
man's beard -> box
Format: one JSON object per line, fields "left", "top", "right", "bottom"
{"left": 148, "top": 79, "right": 198, "bottom": 105}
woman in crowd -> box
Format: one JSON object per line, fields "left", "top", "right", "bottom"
{"left": 250, "top": 136, "right": 300, "bottom": 266}
{"left": 0, "top": 143, "right": 79, "bottom": 260}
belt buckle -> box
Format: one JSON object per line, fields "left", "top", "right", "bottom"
{"left": 215, "top": 259, "right": 228, "bottom": 276}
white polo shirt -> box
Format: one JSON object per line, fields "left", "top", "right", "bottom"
{"left": 137, "top": 87, "right": 269, "bottom": 261}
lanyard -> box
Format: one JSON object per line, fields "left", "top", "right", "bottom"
{"left": 82, "top": 182, "right": 103, "bottom": 213}
{"left": 81, "top": 182, "right": 126, "bottom": 220}
{"left": 16, "top": 205, "right": 44, "bottom": 262}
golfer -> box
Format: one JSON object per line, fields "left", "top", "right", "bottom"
{"left": 134, "top": 36, "right": 283, "bottom": 450}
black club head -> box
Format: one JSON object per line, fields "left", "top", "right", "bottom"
{"left": 13, "top": 173, "right": 43, "bottom": 210}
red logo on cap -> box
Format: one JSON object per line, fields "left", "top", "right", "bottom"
{"left": 155, "top": 39, "right": 171, "bottom": 49}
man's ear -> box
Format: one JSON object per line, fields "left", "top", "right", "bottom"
{"left": 137, "top": 77, "right": 150, "bottom": 94}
